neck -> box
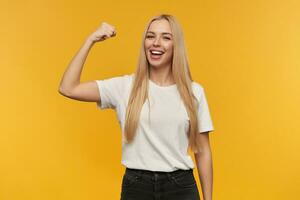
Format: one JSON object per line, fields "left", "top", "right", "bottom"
{"left": 149, "top": 65, "right": 175, "bottom": 86}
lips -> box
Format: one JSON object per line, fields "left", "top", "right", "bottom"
{"left": 149, "top": 49, "right": 165, "bottom": 60}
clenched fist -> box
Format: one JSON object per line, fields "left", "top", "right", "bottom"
{"left": 88, "top": 22, "right": 116, "bottom": 43}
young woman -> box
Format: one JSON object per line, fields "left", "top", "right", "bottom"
{"left": 59, "top": 14, "right": 214, "bottom": 200}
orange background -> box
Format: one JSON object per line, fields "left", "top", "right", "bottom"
{"left": 1, "top": 0, "right": 299, "bottom": 199}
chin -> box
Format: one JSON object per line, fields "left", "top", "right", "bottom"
{"left": 147, "top": 59, "right": 159, "bottom": 66}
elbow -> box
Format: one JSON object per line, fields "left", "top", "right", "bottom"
{"left": 194, "top": 147, "right": 212, "bottom": 158}
{"left": 58, "top": 86, "right": 65, "bottom": 95}
{"left": 58, "top": 86, "right": 63, "bottom": 94}
{"left": 58, "top": 86, "right": 71, "bottom": 97}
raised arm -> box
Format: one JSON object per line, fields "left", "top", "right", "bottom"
{"left": 58, "top": 22, "right": 116, "bottom": 102}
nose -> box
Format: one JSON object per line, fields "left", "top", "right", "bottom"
{"left": 153, "top": 37, "right": 161, "bottom": 46}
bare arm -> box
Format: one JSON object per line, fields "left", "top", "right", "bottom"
{"left": 58, "top": 22, "right": 116, "bottom": 102}
{"left": 58, "top": 38, "right": 98, "bottom": 101}
{"left": 194, "top": 132, "right": 213, "bottom": 200}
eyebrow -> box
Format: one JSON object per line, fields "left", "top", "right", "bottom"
{"left": 146, "top": 31, "right": 173, "bottom": 36}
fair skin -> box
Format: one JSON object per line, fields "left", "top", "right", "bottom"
{"left": 58, "top": 20, "right": 213, "bottom": 200}
{"left": 144, "top": 19, "right": 175, "bottom": 86}
{"left": 194, "top": 132, "right": 213, "bottom": 200}
{"left": 58, "top": 22, "right": 116, "bottom": 101}
{"left": 146, "top": 19, "right": 213, "bottom": 200}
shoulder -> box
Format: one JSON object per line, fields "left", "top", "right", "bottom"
{"left": 95, "top": 73, "right": 134, "bottom": 93}
{"left": 101, "top": 73, "right": 133, "bottom": 84}
{"left": 116, "top": 73, "right": 133, "bottom": 81}
{"left": 120, "top": 73, "right": 134, "bottom": 83}
{"left": 191, "top": 81, "right": 205, "bottom": 98}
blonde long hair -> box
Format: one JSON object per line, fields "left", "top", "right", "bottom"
{"left": 124, "top": 14, "right": 201, "bottom": 153}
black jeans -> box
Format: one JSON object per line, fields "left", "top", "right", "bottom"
{"left": 120, "top": 167, "right": 201, "bottom": 200}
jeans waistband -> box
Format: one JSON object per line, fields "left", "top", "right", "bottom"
{"left": 125, "top": 167, "right": 193, "bottom": 179}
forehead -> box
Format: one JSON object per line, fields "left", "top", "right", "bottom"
{"left": 147, "top": 19, "right": 172, "bottom": 35}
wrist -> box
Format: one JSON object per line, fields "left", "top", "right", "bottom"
{"left": 85, "top": 37, "right": 95, "bottom": 46}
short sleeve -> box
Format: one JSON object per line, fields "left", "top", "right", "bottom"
{"left": 95, "top": 74, "right": 129, "bottom": 110}
{"left": 193, "top": 83, "right": 215, "bottom": 133}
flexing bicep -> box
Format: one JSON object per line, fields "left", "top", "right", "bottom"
{"left": 59, "top": 80, "right": 101, "bottom": 103}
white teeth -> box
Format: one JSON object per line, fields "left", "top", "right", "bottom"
{"left": 151, "top": 50, "right": 164, "bottom": 55}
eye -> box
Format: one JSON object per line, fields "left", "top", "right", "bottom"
{"left": 146, "top": 35, "right": 154, "bottom": 38}
{"left": 164, "top": 37, "right": 171, "bottom": 40}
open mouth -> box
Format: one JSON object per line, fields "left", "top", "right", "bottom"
{"left": 149, "top": 50, "right": 164, "bottom": 60}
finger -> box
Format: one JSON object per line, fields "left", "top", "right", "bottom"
{"left": 101, "top": 35, "right": 108, "bottom": 40}
{"left": 109, "top": 30, "right": 115, "bottom": 36}
{"left": 103, "top": 30, "right": 111, "bottom": 38}
{"left": 107, "top": 29, "right": 115, "bottom": 37}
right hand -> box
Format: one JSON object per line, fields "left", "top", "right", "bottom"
{"left": 88, "top": 22, "right": 116, "bottom": 43}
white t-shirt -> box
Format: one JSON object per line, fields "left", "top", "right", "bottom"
{"left": 95, "top": 73, "right": 214, "bottom": 172}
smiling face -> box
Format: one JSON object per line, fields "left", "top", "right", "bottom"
{"left": 144, "top": 19, "right": 174, "bottom": 70}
